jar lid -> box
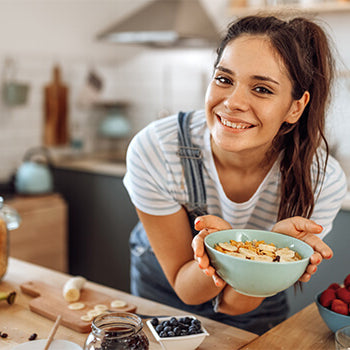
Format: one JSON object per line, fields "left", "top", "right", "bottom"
{"left": 0, "top": 197, "right": 21, "bottom": 230}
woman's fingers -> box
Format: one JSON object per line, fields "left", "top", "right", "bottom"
{"left": 299, "top": 272, "right": 311, "bottom": 283}
{"left": 304, "top": 236, "right": 333, "bottom": 260}
{"left": 212, "top": 273, "right": 226, "bottom": 287}
{"left": 191, "top": 215, "right": 229, "bottom": 288}
{"left": 309, "top": 251, "right": 323, "bottom": 265}
{"left": 272, "top": 216, "right": 323, "bottom": 237}
{"left": 272, "top": 216, "right": 333, "bottom": 259}
{"left": 192, "top": 229, "right": 210, "bottom": 258}
{"left": 196, "top": 248, "right": 210, "bottom": 269}
{"left": 194, "top": 215, "right": 232, "bottom": 232}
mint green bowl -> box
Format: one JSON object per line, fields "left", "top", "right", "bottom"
{"left": 204, "top": 229, "right": 314, "bottom": 297}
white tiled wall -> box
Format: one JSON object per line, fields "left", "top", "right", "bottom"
{"left": 0, "top": 48, "right": 215, "bottom": 182}
{"left": 1, "top": 12, "right": 350, "bottom": 184}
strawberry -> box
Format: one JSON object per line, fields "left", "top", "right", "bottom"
{"left": 328, "top": 283, "right": 341, "bottom": 290}
{"left": 336, "top": 287, "right": 350, "bottom": 304}
{"left": 319, "top": 288, "right": 336, "bottom": 308}
{"left": 344, "top": 274, "right": 350, "bottom": 289}
{"left": 331, "top": 299, "right": 349, "bottom": 316}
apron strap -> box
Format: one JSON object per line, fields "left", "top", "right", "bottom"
{"left": 177, "top": 111, "right": 208, "bottom": 234}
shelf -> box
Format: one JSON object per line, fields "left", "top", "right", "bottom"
{"left": 229, "top": 0, "right": 350, "bottom": 16}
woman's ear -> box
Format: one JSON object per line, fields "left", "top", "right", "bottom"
{"left": 285, "top": 91, "right": 310, "bottom": 124}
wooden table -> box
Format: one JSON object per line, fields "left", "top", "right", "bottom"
{"left": 238, "top": 301, "right": 335, "bottom": 349}
{"left": 0, "top": 258, "right": 258, "bottom": 349}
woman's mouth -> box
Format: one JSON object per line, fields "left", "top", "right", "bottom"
{"left": 219, "top": 116, "right": 254, "bottom": 129}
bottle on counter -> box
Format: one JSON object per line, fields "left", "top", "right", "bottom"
{"left": 84, "top": 312, "right": 149, "bottom": 350}
{"left": 0, "top": 197, "right": 21, "bottom": 280}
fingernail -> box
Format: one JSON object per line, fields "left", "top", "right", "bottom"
{"left": 194, "top": 217, "right": 201, "bottom": 225}
{"left": 205, "top": 269, "right": 210, "bottom": 276}
{"left": 215, "top": 280, "right": 220, "bottom": 287}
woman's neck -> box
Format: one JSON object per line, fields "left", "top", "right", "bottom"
{"left": 211, "top": 140, "right": 278, "bottom": 203}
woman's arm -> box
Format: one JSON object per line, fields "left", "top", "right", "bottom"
{"left": 135, "top": 207, "right": 224, "bottom": 305}
{"left": 137, "top": 208, "right": 266, "bottom": 315}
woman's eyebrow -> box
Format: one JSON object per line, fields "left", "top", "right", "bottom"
{"left": 215, "top": 66, "right": 280, "bottom": 86}
{"left": 252, "top": 75, "right": 280, "bottom": 85}
{"left": 215, "top": 66, "right": 233, "bottom": 74}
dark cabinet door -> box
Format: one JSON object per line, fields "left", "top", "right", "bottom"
{"left": 53, "top": 167, "right": 138, "bottom": 292}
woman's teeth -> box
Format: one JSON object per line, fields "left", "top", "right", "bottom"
{"left": 220, "top": 118, "right": 251, "bottom": 129}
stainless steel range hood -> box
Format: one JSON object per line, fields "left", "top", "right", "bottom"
{"left": 96, "top": 0, "right": 220, "bottom": 48}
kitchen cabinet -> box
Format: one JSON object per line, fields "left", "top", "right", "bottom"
{"left": 229, "top": 0, "right": 350, "bottom": 16}
{"left": 52, "top": 166, "right": 138, "bottom": 293}
{"left": 286, "top": 209, "right": 350, "bottom": 316}
{"left": 7, "top": 193, "right": 68, "bottom": 272}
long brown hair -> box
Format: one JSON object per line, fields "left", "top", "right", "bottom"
{"left": 215, "top": 15, "right": 335, "bottom": 221}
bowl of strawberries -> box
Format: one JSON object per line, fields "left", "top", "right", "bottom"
{"left": 315, "top": 273, "right": 350, "bottom": 333}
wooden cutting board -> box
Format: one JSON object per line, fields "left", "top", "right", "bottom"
{"left": 43, "top": 65, "right": 69, "bottom": 146}
{"left": 20, "top": 281, "right": 137, "bottom": 333}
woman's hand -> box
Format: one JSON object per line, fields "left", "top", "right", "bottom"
{"left": 192, "top": 215, "right": 232, "bottom": 288}
{"left": 272, "top": 216, "right": 333, "bottom": 282}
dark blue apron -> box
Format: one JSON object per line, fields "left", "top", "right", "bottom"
{"left": 129, "top": 111, "right": 288, "bottom": 335}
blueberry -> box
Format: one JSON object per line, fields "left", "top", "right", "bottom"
{"left": 163, "top": 326, "right": 172, "bottom": 333}
{"left": 167, "top": 331, "right": 175, "bottom": 337}
{"left": 163, "top": 320, "right": 171, "bottom": 327}
{"left": 184, "top": 317, "right": 192, "bottom": 324}
{"left": 169, "top": 317, "right": 178, "bottom": 326}
{"left": 173, "top": 327, "right": 181, "bottom": 336}
{"left": 180, "top": 329, "right": 188, "bottom": 336}
{"left": 192, "top": 319, "right": 201, "bottom": 326}
{"left": 159, "top": 331, "right": 167, "bottom": 338}
{"left": 155, "top": 324, "right": 164, "bottom": 333}
{"left": 151, "top": 317, "right": 159, "bottom": 327}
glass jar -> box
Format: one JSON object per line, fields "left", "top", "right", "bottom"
{"left": 0, "top": 196, "right": 21, "bottom": 280}
{"left": 84, "top": 312, "right": 149, "bottom": 350}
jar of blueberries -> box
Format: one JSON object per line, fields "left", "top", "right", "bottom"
{"left": 84, "top": 312, "right": 149, "bottom": 350}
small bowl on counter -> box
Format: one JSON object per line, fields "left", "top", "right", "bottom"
{"left": 146, "top": 315, "right": 209, "bottom": 350}
{"left": 204, "top": 229, "right": 314, "bottom": 297}
{"left": 314, "top": 276, "right": 350, "bottom": 333}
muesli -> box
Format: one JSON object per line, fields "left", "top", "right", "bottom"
{"left": 214, "top": 239, "right": 302, "bottom": 262}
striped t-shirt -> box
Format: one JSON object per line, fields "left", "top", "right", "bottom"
{"left": 123, "top": 110, "right": 347, "bottom": 239}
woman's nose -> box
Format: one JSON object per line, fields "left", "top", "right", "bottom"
{"left": 223, "top": 85, "right": 249, "bottom": 111}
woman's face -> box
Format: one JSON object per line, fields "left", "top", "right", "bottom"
{"left": 205, "top": 35, "right": 307, "bottom": 158}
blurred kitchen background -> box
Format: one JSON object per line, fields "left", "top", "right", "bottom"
{"left": 1, "top": 0, "right": 350, "bottom": 318}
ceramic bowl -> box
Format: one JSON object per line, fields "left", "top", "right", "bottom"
{"left": 204, "top": 229, "right": 314, "bottom": 297}
{"left": 314, "top": 292, "right": 350, "bottom": 333}
{"left": 146, "top": 315, "right": 209, "bottom": 350}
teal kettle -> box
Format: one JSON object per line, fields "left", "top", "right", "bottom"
{"left": 15, "top": 147, "right": 53, "bottom": 195}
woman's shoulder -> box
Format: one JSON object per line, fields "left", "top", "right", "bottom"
{"left": 314, "top": 150, "right": 347, "bottom": 197}
{"left": 130, "top": 110, "right": 207, "bottom": 147}
{"left": 321, "top": 152, "right": 346, "bottom": 180}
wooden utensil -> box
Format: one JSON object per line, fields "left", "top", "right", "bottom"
{"left": 20, "top": 281, "right": 137, "bottom": 333}
{"left": 43, "top": 65, "right": 69, "bottom": 146}
{"left": 44, "top": 314, "right": 61, "bottom": 350}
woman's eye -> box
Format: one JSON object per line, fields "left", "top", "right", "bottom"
{"left": 214, "top": 76, "right": 232, "bottom": 85}
{"left": 254, "top": 86, "right": 273, "bottom": 94}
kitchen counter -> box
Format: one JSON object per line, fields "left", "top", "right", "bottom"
{"left": 52, "top": 151, "right": 127, "bottom": 177}
{"left": 0, "top": 258, "right": 258, "bottom": 349}
{"left": 239, "top": 303, "right": 335, "bottom": 349}
{"left": 1, "top": 259, "right": 338, "bottom": 349}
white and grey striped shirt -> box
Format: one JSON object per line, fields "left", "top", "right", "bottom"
{"left": 123, "top": 110, "right": 347, "bottom": 239}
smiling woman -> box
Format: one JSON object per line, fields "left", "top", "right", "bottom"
{"left": 123, "top": 15, "right": 347, "bottom": 335}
